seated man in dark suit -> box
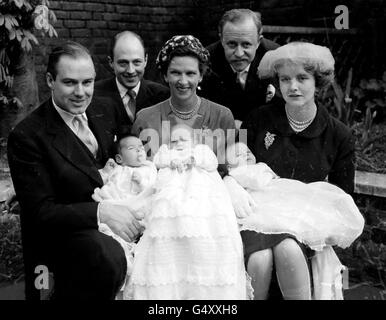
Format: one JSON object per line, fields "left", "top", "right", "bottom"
{"left": 7, "top": 42, "right": 143, "bottom": 300}
{"left": 199, "top": 9, "right": 279, "bottom": 127}
{"left": 94, "top": 31, "right": 170, "bottom": 130}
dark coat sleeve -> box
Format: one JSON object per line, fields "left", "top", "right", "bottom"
{"left": 136, "top": 80, "right": 170, "bottom": 111}
{"left": 240, "top": 107, "right": 260, "bottom": 151}
{"left": 241, "top": 103, "right": 356, "bottom": 194}
{"left": 327, "top": 123, "right": 356, "bottom": 194}
{"left": 7, "top": 125, "right": 99, "bottom": 234}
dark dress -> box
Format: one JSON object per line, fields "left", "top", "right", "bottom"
{"left": 240, "top": 100, "right": 355, "bottom": 258}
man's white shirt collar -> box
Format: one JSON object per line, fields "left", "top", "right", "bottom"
{"left": 115, "top": 78, "right": 141, "bottom": 99}
{"left": 230, "top": 64, "right": 251, "bottom": 75}
{"left": 231, "top": 64, "right": 250, "bottom": 89}
{"left": 52, "top": 98, "right": 88, "bottom": 133}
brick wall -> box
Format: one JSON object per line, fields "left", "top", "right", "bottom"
{"left": 34, "top": 0, "right": 386, "bottom": 101}
{"left": 197, "top": 0, "right": 386, "bottom": 28}
{"left": 35, "top": 0, "right": 202, "bottom": 101}
{"left": 196, "top": 0, "right": 386, "bottom": 78}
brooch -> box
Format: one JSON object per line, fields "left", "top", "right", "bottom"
{"left": 264, "top": 131, "right": 276, "bottom": 150}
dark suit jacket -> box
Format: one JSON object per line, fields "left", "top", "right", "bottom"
{"left": 199, "top": 38, "right": 280, "bottom": 122}
{"left": 241, "top": 100, "right": 355, "bottom": 194}
{"left": 7, "top": 99, "right": 118, "bottom": 256}
{"left": 94, "top": 77, "right": 170, "bottom": 130}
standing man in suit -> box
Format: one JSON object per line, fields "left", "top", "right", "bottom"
{"left": 7, "top": 42, "right": 143, "bottom": 300}
{"left": 199, "top": 9, "right": 279, "bottom": 127}
{"left": 94, "top": 31, "right": 169, "bottom": 130}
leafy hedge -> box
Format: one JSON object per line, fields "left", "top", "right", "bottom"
{"left": 0, "top": 210, "right": 23, "bottom": 284}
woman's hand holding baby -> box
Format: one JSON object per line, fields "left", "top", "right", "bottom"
{"left": 223, "top": 175, "right": 256, "bottom": 218}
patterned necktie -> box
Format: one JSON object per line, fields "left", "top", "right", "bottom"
{"left": 72, "top": 114, "right": 99, "bottom": 157}
{"left": 236, "top": 70, "right": 247, "bottom": 90}
{"left": 123, "top": 89, "right": 136, "bottom": 122}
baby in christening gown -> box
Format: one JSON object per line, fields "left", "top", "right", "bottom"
{"left": 126, "top": 124, "right": 248, "bottom": 300}
{"left": 92, "top": 134, "right": 157, "bottom": 289}
{"left": 226, "top": 142, "right": 365, "bottom": 299}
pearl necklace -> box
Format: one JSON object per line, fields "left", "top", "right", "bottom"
{"left": 285, "top": 109, "right": 315, "bottom": 133}
{"left": 169, "top": 97, "right": 201, "bottom": 120}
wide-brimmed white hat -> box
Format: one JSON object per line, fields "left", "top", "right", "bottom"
{"left": 258, "top": 42, "right": 335, "bottom": 79}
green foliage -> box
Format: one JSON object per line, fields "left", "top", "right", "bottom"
{"left": 0, "top": 210, "right": 23, "bottom": 283}
{"left": 318, "top": 69, "right": 386, "bottom": 173}
{"left": 319, "top": 70, "right": 386, "bottom": 124}
{"left": 0, "top": 0, "right": 57, "bottom": 89}
{"left": 336, "top": 194, "right": 386, "bottom": 291}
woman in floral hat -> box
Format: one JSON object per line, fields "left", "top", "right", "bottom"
{"left": 132, "top": 35, "right": 236, "bottom": 162}
{"left": 128, "top": 35, "right": 247, "bottom": 300}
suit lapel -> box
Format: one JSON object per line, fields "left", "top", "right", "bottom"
{"left": 136, "top": 80, "right": 148, "bottom": 112}
{"left": 109, "top": 78, "right": 125, "bottom": 107}
{"left": 86, "top": 102, "right": 112, "bottom": 161}
{"left": 245, "top": 43, "right": 268, "bottom": 92}
{"left": 45, "top": 101, "right": 103, "bottom": 185}
{"left": 216, "top": 44, "right": 237, "bottom": 83}
{"left": 110, "top": 78, "right": 131, "bottom": 124}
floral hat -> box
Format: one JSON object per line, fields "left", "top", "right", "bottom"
{"left": 156, "top": 35, "right": 210, "bottom": 71}
{"left": 257, "top": 42, "right": 335, "bottom": 79}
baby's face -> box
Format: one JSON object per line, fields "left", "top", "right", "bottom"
{"left": 227, "top": 143, "right": 256, "bottom": 168}
{"left": 116, "top": 136, "right": 146, "bottom": 167}
{"left": 170, "top": 127, "right": 193, "bottom": 151}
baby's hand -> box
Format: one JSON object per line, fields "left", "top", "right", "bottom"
{"left": 183, "top": 156, "right": 196, "bottom": 170}
{"left": 104, "top": 158, "right": 117, "bottom": 173}
{"left": 132, "top": 171, "right": 142, "bottom": 184}
{"left": 170, "top": 159, "right": 184, "bottom": 173}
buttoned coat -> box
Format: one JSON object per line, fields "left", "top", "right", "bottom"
{"left": 241, "top": 100, "right": 355, "bottom": 193}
